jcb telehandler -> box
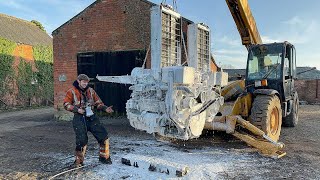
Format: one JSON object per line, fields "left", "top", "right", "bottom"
{"left": 219, "top": 41, "right": 298, "bottom": 158}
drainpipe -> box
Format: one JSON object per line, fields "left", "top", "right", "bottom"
{"left": 316, "top": 79, "right": 319, "bottom": 99}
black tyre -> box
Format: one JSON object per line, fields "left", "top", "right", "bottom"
{"left": 283, "top": 92, "right": 299, "bottom": 127}
{"left": 250, "top": 95, "right": 282, "bottom": 142}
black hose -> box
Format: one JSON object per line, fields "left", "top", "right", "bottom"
{"left": 191, "top": 99, "right": 218, "bottom": 116}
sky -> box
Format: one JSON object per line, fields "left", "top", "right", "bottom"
{"left": 0, "top": 0, "right": 319, "bottom": 69}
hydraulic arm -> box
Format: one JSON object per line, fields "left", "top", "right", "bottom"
{"left": 226, "top": 0, "right": 262, "bottom": 48}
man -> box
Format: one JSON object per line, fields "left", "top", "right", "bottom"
{"left": 64, "top": 74, "right": 114, "bottom": 167}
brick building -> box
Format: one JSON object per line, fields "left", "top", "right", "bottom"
{"left": 53, "top": 0, "right": 154, "bottom": 117}
{"left": 295, "top": 67, "right": 320, "bottom": 104}
{"left": 0, "top": 13, "right": 52, "bottom": 107}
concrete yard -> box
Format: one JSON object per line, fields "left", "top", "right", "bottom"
{"left": 0, "top": 105, "right": 319, "bottom": 179}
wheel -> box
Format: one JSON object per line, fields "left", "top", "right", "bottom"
{"left": 250, "top": 95, "right": 282, "bottom": 142}
{"left": 283, "top": 92, "right": 299, "bottom": 127}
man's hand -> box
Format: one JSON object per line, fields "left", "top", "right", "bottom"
{"left": 78, "top": 108, "right": 85, "bottom": 114}
{"left": 106, "top": 106, "right": 114, "bottom": 113}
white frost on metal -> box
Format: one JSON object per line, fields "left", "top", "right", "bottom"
{"left": 188, "top": 23, "right": 211, "bottom": 72}
{"left": 97, "top": 5, "right": 228, "bottom": 140}
{"left": 151, "top": 5, "right": 162, "bottom": 69}
{"left": 151, "top": 5, "right": 182, "bottom": 69}
{"left": 97, "top": 75, "right": 135, "bottom": 85}
{"left": 97, "top": 66, "right": 224, "bottom": 140}
{"left": 121, "top": 153, "right": 189, "bottom": 177}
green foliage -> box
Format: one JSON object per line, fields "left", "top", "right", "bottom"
{"left": 17, "top": 60, "right": 36, "bottom": 101}
{"left": 35, "top": 61, "right": 53, "bottom": 102}
{"left": 0, "top": 37, "right": 16, "bottom": 54}
{"left": 31, "top": 20, "right": 46, "bottom": 32}
{"left": 0, "top": 38, "right": 16, "bottom": 96}
{"left": 33, "top": 45, "right": 53, "bottom": 102}
{"left": 33, "top": 45, "right": 53, "bottom": 63}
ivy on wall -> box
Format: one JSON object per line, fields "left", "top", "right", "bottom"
{"left": 33, "top": 45, "right": 53, "bottom": 63}
{"left": 0, "top": 37, "right": 53, "bottom": 107}
{"left": 17, "top": 60, "right": 35, "bottom": 102}
{"left": 33, "top": 45, "right": 53, "bottom": 103}
{"left": 0, "top": 38, "right": 16, "bottom": 97}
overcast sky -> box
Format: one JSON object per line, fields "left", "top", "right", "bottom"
{"left": 1, "top": 0, "right": 319, "bottom": 69}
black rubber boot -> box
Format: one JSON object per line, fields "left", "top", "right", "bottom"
{"left": 99, "top": 156, "right": 112, "bottom": 164}
{"left": 72, "top": 160, "right": 84, "bottom": 168}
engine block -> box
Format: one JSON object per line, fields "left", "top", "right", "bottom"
{"left": 97, "top": 66, "right": 225, "bottom": 140}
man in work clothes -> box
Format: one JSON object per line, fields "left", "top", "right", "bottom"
{"left": 64, "top": 74, "right": 114, "bottom": 167}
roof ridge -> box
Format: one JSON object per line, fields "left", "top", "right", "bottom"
{"left": 0, "top": 13, "right": 52, "bottom": 46}
{"left": 0, "top": 13, "right": 37, "bottom": 27}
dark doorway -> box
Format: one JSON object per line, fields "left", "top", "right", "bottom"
{"left": 77, "top": 50, "right": 145, "bottom": 114}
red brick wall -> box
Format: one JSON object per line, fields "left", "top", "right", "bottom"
{"left": 295, "top": 79, "right": 320, "bottom": 104}
{"left": 53, "top": 0, "right": 153, "bottom": 110}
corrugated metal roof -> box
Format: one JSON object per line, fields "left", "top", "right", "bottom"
{"left": 0, "top": 13, "right": 52, "bottom": 46}
{"left": 224, "top": 67, "right": 320, "bottom": 80}
{"left": 296, "top": 67, "right": 320, "bottom": 80}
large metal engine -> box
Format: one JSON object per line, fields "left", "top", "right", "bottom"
{"left": 97, "top": 5, "right": 228, "bottom": 140}
{"left": 98, "top": 66, "right": 225, "bottom": 140}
